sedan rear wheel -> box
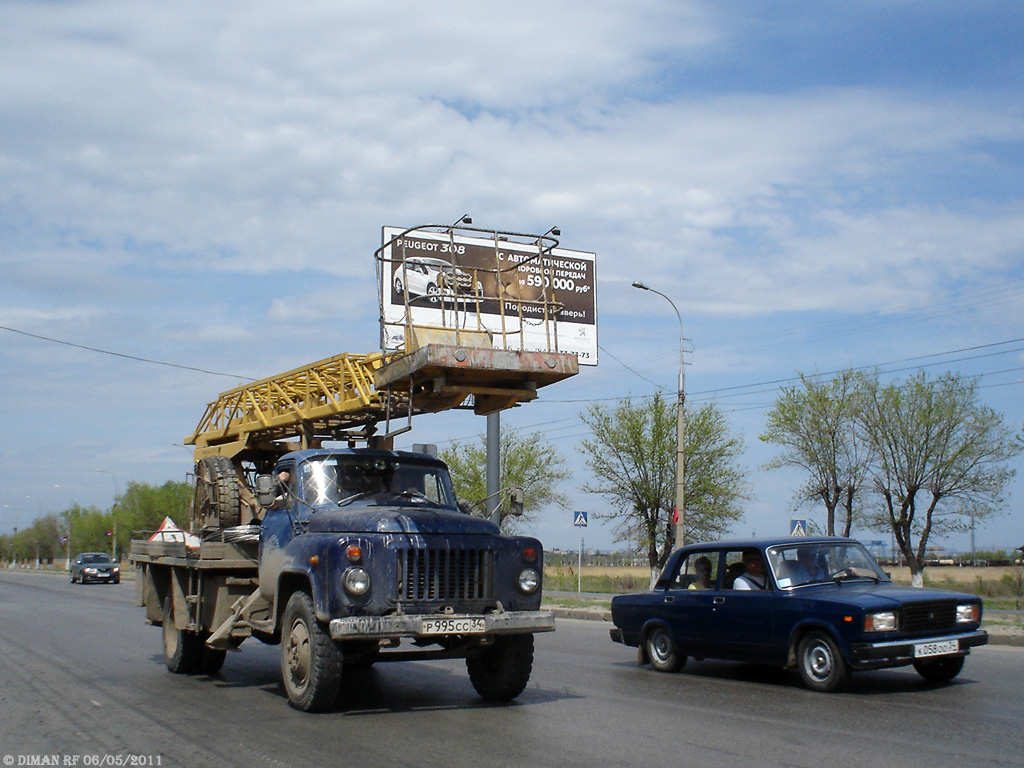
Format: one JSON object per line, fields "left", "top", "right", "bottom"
{"left": 797, "top": 630, "right": 849, "bottom": 692}
{"left": 645, "top": 626, "right": 684, "bottom": 673}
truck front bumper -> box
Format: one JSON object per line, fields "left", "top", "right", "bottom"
{"left": 329, "top": 610, "right": 556, "bottom": 641}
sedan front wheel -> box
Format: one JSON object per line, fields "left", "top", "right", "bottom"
{"left": 797, "top": 630, "right": 849, "bottom": 692}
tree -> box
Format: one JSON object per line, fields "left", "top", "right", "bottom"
{"left": 857, "top": 371, "right": 1022, "bottom": 586}
{"left": 441, "top": 428, "right": 570, "bottom": 533}
{"left": 114, "top": 479, "right": 192, "bottom": 554}
{"left": 580, "top": 394, "right": 746, "bottom": 582}
{"left": 761, "top": 370, "right": 873, "bottom": 536}
{"left": 58, "top": 480, "right": 192, "bottom": 560}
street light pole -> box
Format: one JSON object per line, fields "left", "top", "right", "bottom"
{"left": 632, "top": 281, "right": 686, "bottom": 550}
{"left": 96, "top": 469, "right": 119, "bottom": 560}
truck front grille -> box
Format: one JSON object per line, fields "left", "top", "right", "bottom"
{"left": 398, "top": 548, "right": 495, "bottom": 602}
{"left": 901, "top": 600, "right": 957, "bottom": 633}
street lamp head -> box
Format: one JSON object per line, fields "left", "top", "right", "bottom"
{"left": 632, "top": 280, "right": 650, "bottom": 291}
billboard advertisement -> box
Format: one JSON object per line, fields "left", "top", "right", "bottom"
{"left": 378, "top": 225, "right": 598, "bottom": 365}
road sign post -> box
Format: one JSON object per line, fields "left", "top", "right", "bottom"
{"left": 573, "top": 511, "right": 588, "bottom": 592}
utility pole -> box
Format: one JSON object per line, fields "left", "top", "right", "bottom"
{"left": 632, "top": 281, "right": 686, "bottom": 549}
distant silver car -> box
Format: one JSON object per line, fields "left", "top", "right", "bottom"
{"left": 70, "top": 552, "right": 120, "bottom": 584}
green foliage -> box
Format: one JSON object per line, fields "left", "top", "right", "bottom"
{"left": 0, "top": 479, "right": 192, "bottom": 564}
{"left": 763, "top": 368, "right": 1023, "bottom": 580}
{"left": 761, "top": 370, "right": 872, "bottom": 536}
{"left": 580, "top": 394, "right": 746, "bottom": 574}
{"left": 859, "top": 371, "right": 1022, "bottom": 578}
{"left": 441, "top": 428, "right": 569, "bottom": 534}
{"left": 4, "top": 513, "right": 65, "bottom": 562}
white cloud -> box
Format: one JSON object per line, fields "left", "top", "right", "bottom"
{"left": 1, "top": 1, "right": 1022, "bottom": 550}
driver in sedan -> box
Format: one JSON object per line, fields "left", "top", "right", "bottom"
{"left": 733, "top": 549, "right": 769, "bottom": 590}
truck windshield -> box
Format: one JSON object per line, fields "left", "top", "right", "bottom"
{"left": 298, "top": 456, "right": 457, "bottom": 510}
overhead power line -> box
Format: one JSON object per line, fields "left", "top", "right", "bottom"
{"left": 0, "top": 324, "right": 255, "bottom": 382}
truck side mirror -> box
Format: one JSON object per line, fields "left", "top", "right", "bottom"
{"left": 255, "top": 474, "right": 277, "bottom": 508}
{"left": 508, "top": 487, "right": 525, "bottom": 517}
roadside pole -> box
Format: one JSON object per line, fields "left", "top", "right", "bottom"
{"left": 573, "top": 510, "right": 588, "bottom": 593}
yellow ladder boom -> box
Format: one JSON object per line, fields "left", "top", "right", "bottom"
{"left": 186, "top": 351, "right": 392, "bottom": 459}
{"left": 185, "top": 344, "right": 578, "bottom": 460}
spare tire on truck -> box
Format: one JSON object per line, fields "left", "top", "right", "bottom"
{"left": 192, "top": 455, "right": 241, "bottom": 530}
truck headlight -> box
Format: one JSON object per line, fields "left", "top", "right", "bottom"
{"left": 343, "top": 567, "right": 371, "bottom": 596}
{"left": 517, "top": 568, "right": 540, "bottom": 594}
{"left": 864, "top": 611, "right": 897, "bottom": 632}
{"left": 956, "top": 604, "right": 980, "bottom": 624}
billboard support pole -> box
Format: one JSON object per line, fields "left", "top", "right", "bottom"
{"left": 486, "top": 411, "right": 500, "bottom": 528}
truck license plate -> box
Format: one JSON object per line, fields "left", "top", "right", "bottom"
{"left": 421, "top": 617, "right": 486, "bottom": 635}
{"left": 913, "top": 639, "right": 959, "bottom": 658}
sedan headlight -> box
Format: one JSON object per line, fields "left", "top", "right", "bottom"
{"left": 864, "top": 611, "right": 897, "bottom": 632}
{"left": 343, "top": 567, "right": 371, "bottom": 596}
{"left": 956, "top": 604, "right": 981, "bottom": 624}
{"left": 517, "top": 568, "right": 540, "bottom": 594}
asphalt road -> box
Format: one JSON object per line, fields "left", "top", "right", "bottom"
{"left": 2, "top": 569, "right": 1023, "bottom": 768}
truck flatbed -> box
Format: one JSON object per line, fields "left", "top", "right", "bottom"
{"left": 130, "top": 538, "right": 258, "bottom": 570}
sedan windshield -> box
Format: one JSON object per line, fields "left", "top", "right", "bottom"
{"left": 768, "top": 542, "right": 888, "bottom": 589}
{"left": 298, "top": 456, "right": 458, "bottom": 510}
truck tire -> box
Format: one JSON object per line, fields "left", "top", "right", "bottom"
{"left": 281, "top": 591, "right": 342, "bottom": 712}
{"left": 466, "top": 634, "right": 534, "bottom": 701}
{"left": 193, "top": 455, "right": 241, "bottom": 530}
{"left": 163, "top": 593, "right": 203, "bottom": 674}
{"left": 199, "top": 646, "right": 227, "bottom": 676}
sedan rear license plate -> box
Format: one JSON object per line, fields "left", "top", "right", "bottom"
{"left": 914, "top": 639, "right": 959, "bottom": 658}
{"left": 421, "top": 617, "right": 486, "bottom": 635}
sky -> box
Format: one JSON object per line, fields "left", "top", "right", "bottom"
{"left": 2, "top": 0, "right": 1023, "bottom": 556}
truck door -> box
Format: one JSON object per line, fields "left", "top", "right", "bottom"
{"left": 258, "top": 463, "right": 296, "bottom": 601}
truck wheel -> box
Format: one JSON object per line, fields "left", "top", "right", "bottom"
{"left": 466, "top": 634, "right": 534, "bottom": 701}
{"left": 199, "top": 645, "right": 227, "bottom": 676}
{"left": 645, "top": 626, "right": 685, "bottom": 673}
{"left": 193, "top": 455, "right": 241, "bottom": 529}
{"left": 913, "top": 655, "right": 964, "bottom": 683}
{"left": 163, "top": 593, "right": 203, "bottom": 674}
{"left": 797, "top": 630, "right": 849, "bottom": 692}
{"left": 281, "top": 591, "right": 342, "bottom": 712}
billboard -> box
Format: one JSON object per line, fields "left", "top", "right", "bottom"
{"left": 378, "top": 225, "right": 598, "bottom": 365}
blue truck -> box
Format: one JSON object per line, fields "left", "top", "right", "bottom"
{"left": 130, "top": 446, "right": 553, "bottom": 711}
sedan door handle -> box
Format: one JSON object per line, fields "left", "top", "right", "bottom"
{"left": 713, "top": 597, "right": 725, "bottom": 605}
{"left": 665, "top": 596, "right": 675, "bottom": 603}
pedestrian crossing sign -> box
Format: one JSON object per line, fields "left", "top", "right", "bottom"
{"left": 573, "top": 510, "right": 588, "bottom": 527}
{"left": 790, "top": 519, "right": 807, "bottom": 537}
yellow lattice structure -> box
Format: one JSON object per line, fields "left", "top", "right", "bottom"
{"left": 186, "top": 351, "right": 394, "bottom": 460}
{"left": 185, "top": 342, "right": 579, "bottom": 463}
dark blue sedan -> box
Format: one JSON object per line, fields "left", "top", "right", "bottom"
{"left": 610, "top": 537, "right": 987, "bottom": 691}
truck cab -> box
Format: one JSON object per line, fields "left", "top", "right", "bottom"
{"left": 258, "top": 447, "right": 546, "bottom": 622}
